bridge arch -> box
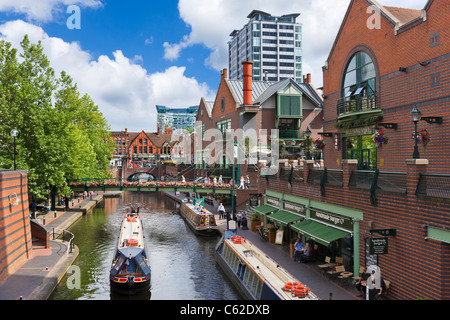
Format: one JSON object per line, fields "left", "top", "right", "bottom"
{"left": 127, "top": 172, "right": 156, "bottom": 182}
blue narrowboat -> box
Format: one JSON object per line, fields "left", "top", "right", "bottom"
{"left": 110, "top": 212, "right": 151, "bottom": 295}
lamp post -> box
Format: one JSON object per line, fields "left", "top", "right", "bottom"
{"left": 305, "top": 127, "right": 311, "bottom": 160}
{"left": 10, "top": 129, "right": 18, "bottom": 170}
{"left": 410, "top": 105, "right": 422, "bottom": 159}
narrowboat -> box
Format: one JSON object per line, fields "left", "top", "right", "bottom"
{"left": 215, "top": 231, "right": 320, "bottom": 300}
{"left": 179, "top": 198, "right": 218, "bottom": 236}
{"left": 110, "top": 212, "right": 151, "bottom": 295}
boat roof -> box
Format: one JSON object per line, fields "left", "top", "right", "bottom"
{"left": 223, "top": 231, "right": 319, "bottom": 300}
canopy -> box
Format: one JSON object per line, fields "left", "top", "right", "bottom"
{"left": 252, "top": 204, "right": 278, "bottom": 215}
{"left": 290, "top": 220, "right": 350, "bottom": 246}
{"left": 267, "top": 210, "right": 303, "bottom": 226}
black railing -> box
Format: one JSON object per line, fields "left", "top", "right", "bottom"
{"left": 416, "top": 173, "right": 450, "bottom": 199}
{"left": 337, "top": 93, "right": 378, "bottom": 116}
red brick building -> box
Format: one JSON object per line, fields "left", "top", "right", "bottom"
{"left": 253, "top": 0, "right": 450, "bottom": 300}
{"left": 0, "top": 170, "right": 31, "bottom": 281}
{"left": 322, "top": 0, "right": 448, "bottom": 172}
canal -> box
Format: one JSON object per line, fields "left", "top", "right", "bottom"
{"left": 49, "top": 191, "right": 241, "bottom": 300}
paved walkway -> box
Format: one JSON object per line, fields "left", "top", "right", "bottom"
{"left": 0, "top": 191, "right": 361, "bottom": 300}
{"left": 167, "top": 191, "right": 361, "bottom": 300}
{"left": 0, "top": 194, "right": 103, "bottom": 300}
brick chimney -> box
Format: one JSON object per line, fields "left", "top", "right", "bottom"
{"left": 303, "top": 73, "right": 311, "bottom": 84}
{"left": 242, "top": 61, "right": 253, "bottom": 105}
{"left": 221, "top": 68, "right": 227, "bottom": 81}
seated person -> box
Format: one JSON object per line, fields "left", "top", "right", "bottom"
{"left": 293, "top": 238, "right": 303, "bottom": 262}
{"left": 299, "top": 242, "right": 311, "bottom": 263}
{"left": 355, "top": 268, "right": 369, "bottom": 297}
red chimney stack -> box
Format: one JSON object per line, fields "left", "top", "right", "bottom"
{"left": 242, "top": 61, "right": 253, "bottom": 105}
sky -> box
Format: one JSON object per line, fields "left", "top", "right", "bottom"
{"left": 0, "top": 0, "right": 428, "bottom": 132}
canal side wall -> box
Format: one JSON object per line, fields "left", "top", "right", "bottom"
{"left": 0, "top": 170, "right": 32, "bottom": 282}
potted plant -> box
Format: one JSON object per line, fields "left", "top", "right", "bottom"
{"left": 268, "top": 227, "right": 277, "bottom": 243}
{"left": 372, "top": 130, "right": 388, "bottom": 148}
{"left": 314, "top": 137, "right": 326, "bottom": 150}
{"left": 412, "top": 128, "right": 431, "bottom": 150}
{"left": 250, "top": 212, "right": 260, "bottom": 232}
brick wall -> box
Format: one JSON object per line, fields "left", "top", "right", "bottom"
{"left": 257, "top": 159, "right": 450, "bottom": 300}
{"left": 322, "top": 0, "right": 450, "bottom": 174}
{"left": 0, "top": 170, "right": 32, "bottom": 281}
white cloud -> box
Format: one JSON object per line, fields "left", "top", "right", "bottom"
{"left": 167, "top": 0, "right": 428, "bottom": 87}
{"left": 0, "top": 0, "right": 103, "bottom": 22}
{"left": 0, "top": 20, "right": 215, "bottom": 132}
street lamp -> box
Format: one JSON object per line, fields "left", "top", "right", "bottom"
{"left": 10, "top": 129, "right": 18, "bottom": 170}
{"left": 410, "top": 105, "right": 422, "bottom": 159}
{"left": 305, "top": 127, "right": 311, "bottom": 160}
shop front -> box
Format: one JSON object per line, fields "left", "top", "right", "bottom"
{"left": 261, "top": 190, "right": 363, "bottom": 278}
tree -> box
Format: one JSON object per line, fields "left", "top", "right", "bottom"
{"left": 0, "top": 35, "right": 114, "bottom": 201}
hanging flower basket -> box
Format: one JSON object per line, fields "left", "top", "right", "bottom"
{"left": 411, "top": 128, "right": 431, "bottom": 150}
{"left": 372, "top": 130, "right": 388, "bottom": 148}
{"left": 314, "top": 137, "right": 326, "bottom": 150}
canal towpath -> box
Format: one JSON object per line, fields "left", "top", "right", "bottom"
{"left": 165, "top": 191, "right": 360, "bottom": 301}
{"left": 0, "top": 192, "right": 111, "bottom": 300}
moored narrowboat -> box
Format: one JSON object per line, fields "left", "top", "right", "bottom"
{"left": 179, "top": 198, "right": 218, "bottom": 236}
{"left": 215, "top": 231, "right": 320, "bottom": 300}
{"left": 110, "top": 212, "right": 151, "bottom": 295}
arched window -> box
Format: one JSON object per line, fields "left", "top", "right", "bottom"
{"left": 342, "top": 51, "right": 376, "bottom": 98}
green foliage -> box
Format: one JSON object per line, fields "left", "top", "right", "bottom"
{"left": 0, "top": 35, "right": 114, "bottom": 200}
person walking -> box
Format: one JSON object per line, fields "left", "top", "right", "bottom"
{"left": 217, "top": 203, "right": 226, "bottom": 219}
{"left": 238, "top": 176, "right": 245, "bottom": 189}
{"left": 236, "top": 211, "right": 242, "bottom": 229}
{"left": 218, "top": 175, "right": 223, "bottom": 185}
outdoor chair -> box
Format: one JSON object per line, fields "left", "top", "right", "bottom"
{"left": 327, "top": 265, "right": 345, "bottom": 280}
{"left": 317, "top": 256, "right": 335, "bottom": 275}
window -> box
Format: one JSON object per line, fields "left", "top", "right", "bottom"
{"left": 342, "top": 51, "right": 376, "bottom": 97}
{"left": 279, "top": 95, "right": 301, "bottom": 116}
{"left": 430, "top": 31, "right": 439, "bottom": 47}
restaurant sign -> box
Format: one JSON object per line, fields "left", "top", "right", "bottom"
{"left": 369, "top": 237, "right": 388, "bottom": 255}
{"left": 266, "top": 196, "right": 280, "bottom": 207}
{"left": 283, "top": 201, "right": 306, "bottom": 216}
{"left": 310, "top": 209, "right": 353, "bottom": 232}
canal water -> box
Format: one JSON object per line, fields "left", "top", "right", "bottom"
{"left": 49, "top": 192, "right": 241, "bottom": 300}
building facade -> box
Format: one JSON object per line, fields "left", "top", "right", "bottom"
{"left": 228, "top": 10, "right": 303, "bottom": 83}
{"left": 250, "top": 0, "right": 449, "bottom": 300}
{"left": 156, "top": 105, "right": 199, "bottom": 135}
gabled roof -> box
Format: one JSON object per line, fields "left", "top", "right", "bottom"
{"left": 226, "top": 79, "right": 277, "bottom": 105}
{"left": 199, "top": 97, "right": 214, "bottom": 118}
{"left": 148, "top": 133, "right": 171, "bottom": 148}
{"left": 325, "top": 0, "right": 429, "bottom": 64}
{"left": 226, "top": 78, "right": 323, "bottom": 109}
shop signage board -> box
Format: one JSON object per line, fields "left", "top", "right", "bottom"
{"left": 369, "top": 237, "right": 388, "bottom": 255}
{"left": 275, "top": 230, "right": 284, "bottom": 245}
{"left": 283, "top": 201, "right": 306, "bottom": 216}
{"left": 266, "top": 196, "right": 280, "bottom": 207}
{"left": 310, "top": 209, "right": 353, "bottom": 232}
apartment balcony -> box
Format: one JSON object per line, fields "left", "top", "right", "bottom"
{"left": 337, "top": 92, "right": 379, "bottom": 118}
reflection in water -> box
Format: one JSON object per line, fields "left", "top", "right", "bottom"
{"left": 49, "top": 192, "right": 240, "bottom": 300}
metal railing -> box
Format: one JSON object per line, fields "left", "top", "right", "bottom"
{"left": 52, "top": 227, "right": 75, "bottom": 256}
{"left": 416, "top": 173, "right": 450, "bottom": 199}
{"left": 337, "top": 93, "right": 378, "bottom": 116}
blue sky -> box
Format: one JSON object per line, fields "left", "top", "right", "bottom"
{"left": 0, "top": 0, "right": 427, "bottom": 132}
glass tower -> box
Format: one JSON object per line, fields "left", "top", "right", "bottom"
{"left": 228, "top": 10, "right": 302, "bottom": 83}
{"left": 156, "top": 105, "right": 199, "bottom": 134}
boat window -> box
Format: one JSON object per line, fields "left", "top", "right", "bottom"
{"left": 255, "top": 280, "right": 263, "bottom": 299}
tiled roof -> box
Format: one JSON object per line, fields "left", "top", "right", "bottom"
{"left": 382, "top": 6, "right": 422, "bottom": 24}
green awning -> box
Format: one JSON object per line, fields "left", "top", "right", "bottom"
{"left": 290, "top": 220, "right": 350, "bottom": 246}
{"left": 267, "top": 210, "right": 303, "bottom": 226}
{"left": 252, "top": 204, "right": 278, "bottom": 215}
